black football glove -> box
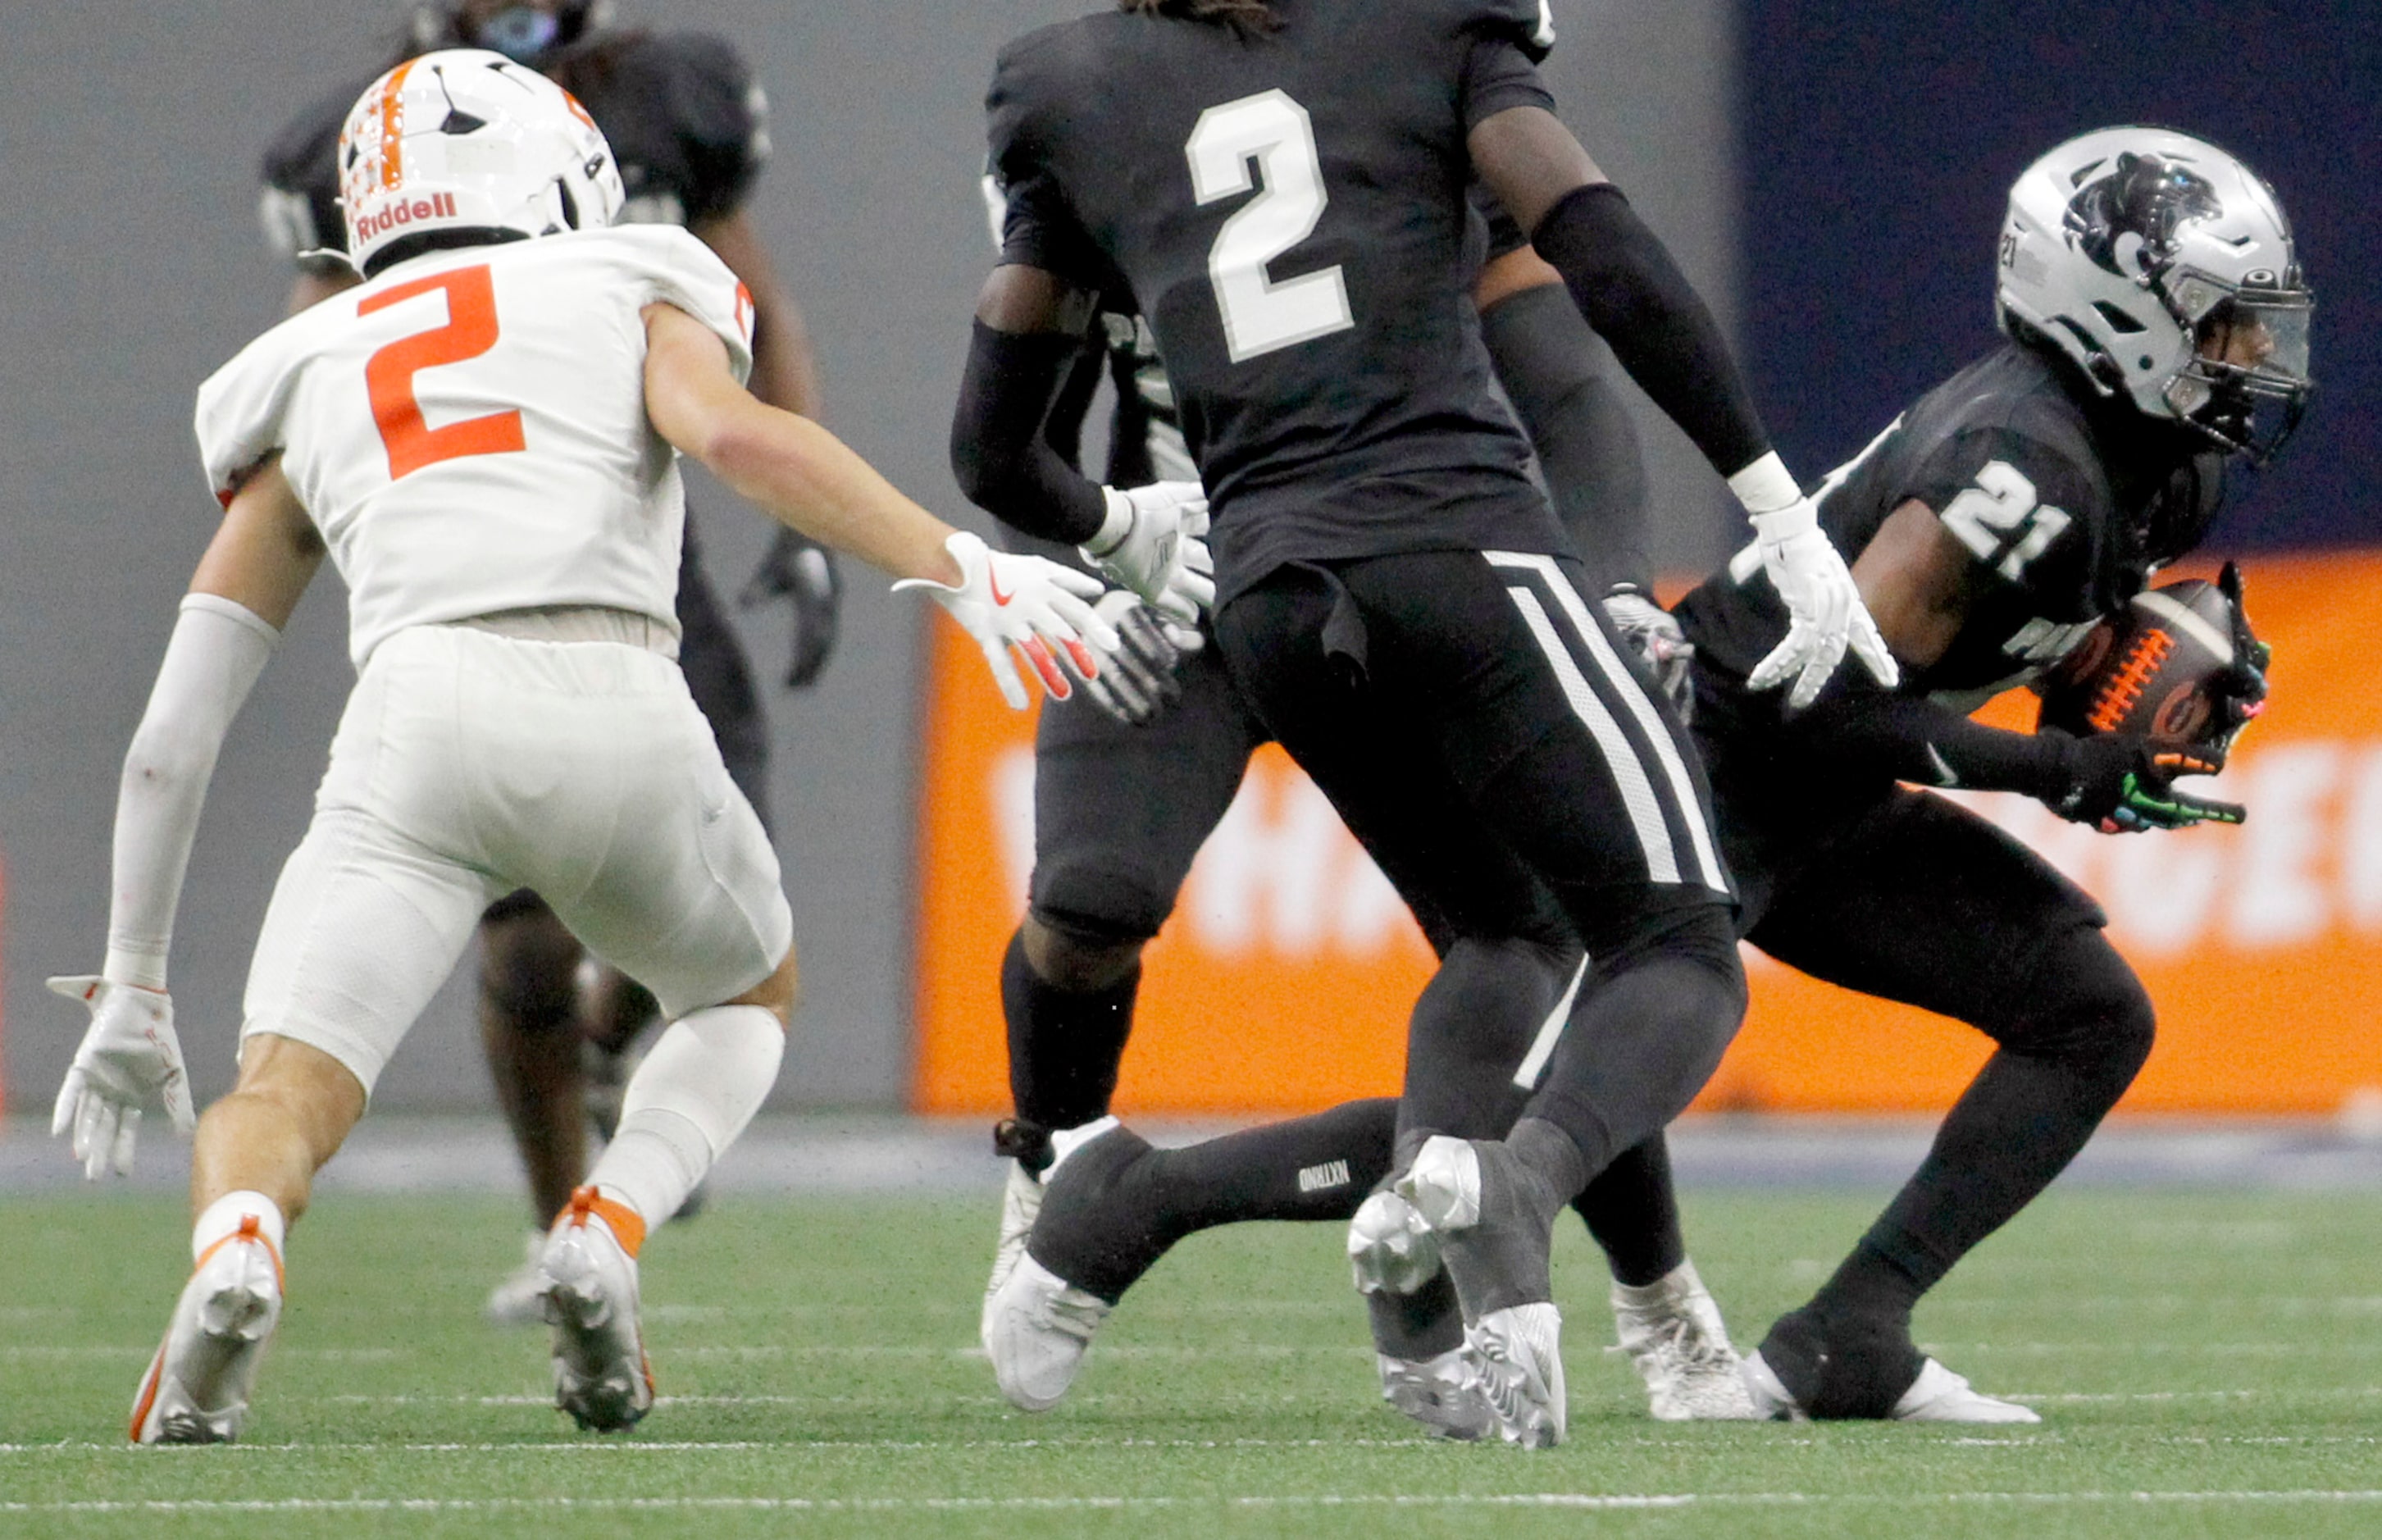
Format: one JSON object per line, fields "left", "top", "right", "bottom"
{"left": 2199, "top": 560, "right": 2271, "bottom": 768}
{"left": 740, "top": 528, "right": 841, "bottom": 690}
{"left": 2038, "top": 727, "right": 2243, "bottom": 833}
{"left": 1076, "top": 590, "right": 1196, "bottom": 726}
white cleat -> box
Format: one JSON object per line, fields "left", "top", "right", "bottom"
{"left": 1610, "top": 1260, "right": 1756, "bottom": 1420}
{"left": 983, "top": 1253, "right": 1111, "bottom": 1412}
{"left": 1377, "top": 1348, "right": 1494, "bottom": 1442}
{"left": 1346, "top": 1189, "right": 1443, "bottom": 1296}
{"left": 1742, "top": 1349, "right": 2038, "bottom": 1424}
{"left": 981, "top": 1160, "right": 1044, "bottom": 1352}
{"left": 1394, "top": 1137, "right": 1567, "bottom": 1448}
{"left": 538, "top": 1189, "right": 654, "bottom": 1433}
{"left": 130, "top": 1213, "right": 285, "bottom": 1445}
{"left": 1891, "top": 1358, "right": 2041, "bottom": 1424}
{"left": 483, "top": 1229, "right": 549, "bottom": 1328}
{"left": 1469, "top": 1303, "right": 1567, "bottom": 1449}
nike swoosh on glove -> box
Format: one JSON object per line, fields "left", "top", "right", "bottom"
{"left": 895, "top": 531, "right": 1120, "bottom": 709}
{"left": 48, "top": 975, "right": 196, "bottom": 1179}
{"left": 1081, "top": 481, "right": 1216, "bottom": 626}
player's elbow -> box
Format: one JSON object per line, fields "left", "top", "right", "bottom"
{"left": 949, "top": 421, "right": 1027, "bottom": 517}
{"left": 694, "top": 405, "right": 804, "bottom": 503}
{"left": 121, "top": 716, "right": 215, "bottom": 803}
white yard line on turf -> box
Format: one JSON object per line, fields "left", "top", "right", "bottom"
{"left": 10, "top": 1492, "right": 2382, "bottom": 1515}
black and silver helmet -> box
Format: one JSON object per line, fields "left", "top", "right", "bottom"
{"left": 1996, "top": 127, "right": 2313, "bottom": 463}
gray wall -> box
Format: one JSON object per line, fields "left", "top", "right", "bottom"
{"left": 0, "top": 0, "right": 1737, "bottom": 1114}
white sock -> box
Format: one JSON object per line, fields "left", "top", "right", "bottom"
{"left": 193, "top": 1191, "right": 286, "bottom": 1268}
{"left": 1613, "top": 1260, "right": 1704, "bottom": 1310}
{"left": 585, "top": 1005, "right": 783, "bottom": 1228}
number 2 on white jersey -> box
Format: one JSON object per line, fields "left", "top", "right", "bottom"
{"left": 1186, "top": 89, "right": 1354, "bottom": 363}
{"left": 359, "top": 264, "right": 524, "bottom": 481}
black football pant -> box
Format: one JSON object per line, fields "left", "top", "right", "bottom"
{"left": 1728, "top": 786, "right": 2154, "bottom": 1324}
{"left": 1007, "top": 608, "right": 1584, "bottom": 1142}
{"left": 1212, "top": 549, "right": 1743, "bottom": 1187}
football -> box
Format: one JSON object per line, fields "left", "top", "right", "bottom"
{"left": 2036, "top": 577, "right": 2241, "bottom": 748}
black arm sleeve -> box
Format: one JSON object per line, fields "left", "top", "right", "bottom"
{"left": 1530, "top": 182, "right": 1770, "bottom": 480}
{"left": 950, "top": 320, "right": 1110, "bottom": 544}
{"left": 1785, "top": 692, "right": 2072, "bottom": 800}
{"left": 1479, "top": 280, "right": 1651, "bottom": 591}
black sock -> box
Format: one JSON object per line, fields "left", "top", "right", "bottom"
{"left": 1393, "top": 937, "right": 1559, "bottom": 1162}
{"left": 1437, "top": 1119, "right": 1578, "bottom": 1317}
{"left": 1508, "top": 1117, "right": 1588, "bottom": 1206}
{"left": 1825, "top": 1046, "right": 2140, "bottom": 1316}
{"left": 1027, "top": 1100, "right": 1398, "bottom": 1303}
{"left": 1808, "top": 1241, "right": 1927, "bottom": 1329}
{"left": 1001, "top": 929, "right": 1138, "bottom": 1133}
{"left": 1367, "top": 1270, "right": 1464, "bottom": 1360}
{"left": 1576, "top": 1135, "right": 1686, "bottom": 1288}
{"left": 1756, "top": 1303, "right": 1924, "bottom": 1419}
{"left": 1523, "top": 910, "right": 1743, "bottom": 1179}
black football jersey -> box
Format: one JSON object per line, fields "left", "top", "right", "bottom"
{"left": 258, "top": 30, "right": 767, "bottom": 266}
{"left": 987, "top": 0, "right": 1569, "bottom": 601}
{"left": 1676, "top": 341, "right": 2222, "bottom": 729}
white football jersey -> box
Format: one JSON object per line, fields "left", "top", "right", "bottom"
{"left": 195, "top": 226, "right": 754, "bottom": 667}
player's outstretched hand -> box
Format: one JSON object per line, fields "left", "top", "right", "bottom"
{"left": 1746, "top": 499, "right": 1898, "bottom": 708}
{"left": 1081, "top": 481, "right": 1215, "bottom": 626}
{"left": 739, "top": 527, "right": 842, "bottom": 690}
{"left": 1604, "top": 585, "right": 1696, "bottom": 716}
{"left": 48, "top": 975, "right": 196, "bottom": 1180}
{"left": 895, "top": 532, "right": 1121, "bottom": 710}
{"left": 2039, "top": 730, "right": 2243, "bottom": 834}
{"left": 1077, "top": 590, "right": 1192, "bottom": 727}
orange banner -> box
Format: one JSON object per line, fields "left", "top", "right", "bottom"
{"left": 912, "top": 551, "right": 2382, "bottom": 1117}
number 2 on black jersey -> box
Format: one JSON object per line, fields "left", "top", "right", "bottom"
{"left": 1186, "top": 89, "right": 1354, "bottom": 363}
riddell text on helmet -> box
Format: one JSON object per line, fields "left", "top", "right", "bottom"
{"left": 355, "top": 193, "right": 462, "bottom": 244}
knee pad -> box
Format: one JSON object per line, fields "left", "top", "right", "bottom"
{"left": 1026, "top": 885, "right": 1164, "bottom": 955}
{"left": 1992, "top": 924, "right": 2155, "bottom": 1081}
{"left": 1586, "top": 896, "right": 1743, "bottom": 1009}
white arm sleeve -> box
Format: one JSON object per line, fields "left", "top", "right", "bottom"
{"left": 103, "top": 594, "right": 280, "bottom": 989}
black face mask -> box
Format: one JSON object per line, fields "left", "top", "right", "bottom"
{"left": 473, "top": 6, "right": 562, "bottom": 64}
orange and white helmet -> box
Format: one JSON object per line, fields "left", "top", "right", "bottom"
{"left": 339, "top": 48, "right": 623, "bottom": 276}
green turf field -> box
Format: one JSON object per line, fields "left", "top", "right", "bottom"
{"left": 3, "top": 1187, "right": 2378, "bottom": 1538}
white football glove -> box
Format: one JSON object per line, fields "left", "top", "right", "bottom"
{"left": 1729, "top": 454, "right": 1897, "bottom": 708}
{"left": 48, "top": 974, "right": 196, "bottom": 1180}
{"left": 1080, "top": 481, "right": 1215, "bottom": 626}
{"left": 1077, "top": 590, "right": 1199, "bottom": 727}
{"left": 894, "top": 531, "right": 1120, "bottom": 710}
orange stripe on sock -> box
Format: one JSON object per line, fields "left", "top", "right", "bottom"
{"left": 561, "top": 1186, "right": 646, "bottom": 1259}
{"left": 193, "top": 1213, "right": 286, "bottom": 1294}
{"left": 127, "top": 1344, "right": 166, "bottom": 1442}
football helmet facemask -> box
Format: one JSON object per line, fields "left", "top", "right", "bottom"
{"left": 1996, "top": 126, "right": 2313, "bottom": 465}
{"left": 338, "top": 48, "right": 623, "bottom": 276}
{"left": 411, "top": 2, "right": 615, "bottom": 66}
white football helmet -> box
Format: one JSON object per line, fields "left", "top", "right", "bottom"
{"left": 1996, "top": 126, "right": 2312, "bottom": 462}
{"left": 338, "top": 48, "right": 623, "bottom": 276}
